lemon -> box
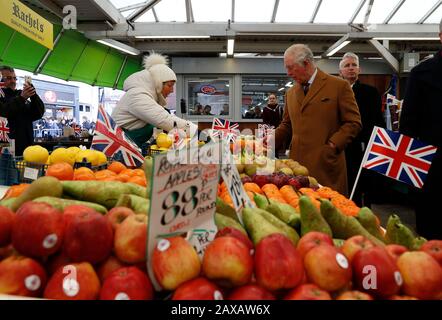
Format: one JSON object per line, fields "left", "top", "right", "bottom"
{"left": 67, "top": 146, "right": 81, "bottom": 157}
{"left": 156, "top": 133, "right": 172, "bottom": 149}
{"left": 23, "top": 145, "right": 49, "bottom": 164}
{"left": 94, "top": 150, "right": 108, "bottom": 165}
{"left": 150, "top": 145, "right": 159, "bottom": 150}
{"left": 49, "top": 148, "right": 75, "bottom": 166}
{"left": 75, "top": 149, "right": 99, "bottom": 166}
{"left": 158, "top": 147, "right": 169, "bottom": 152}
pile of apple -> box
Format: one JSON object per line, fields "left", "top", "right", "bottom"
{"left": 151, "top": 228, "right": 442, "bottom": 300}
{"left": 0, "top": 203, "right": 151, "bottom": 300}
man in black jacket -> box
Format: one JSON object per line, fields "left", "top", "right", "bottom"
{"left": 339, "top": 52, "right": 385, "bottom": 207}
{"left": 399, "top": 19, "right": 442, "bottom": 239}
{"left": 0, "top": 66, "right": 45, "bottom": 156}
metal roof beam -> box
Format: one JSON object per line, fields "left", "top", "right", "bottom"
{"left": 271, "top": 0, "right": 279, "bottom": 23}
{"left": 310, "top": 0, "right": 323, "bottom": 23}
{"left": 34, "top": 0, "right": 64, "bottom": 19}
{"left": 185, "top": 0, "right": 194, "bottom": 23}
{"left": 119, "top": 2, "right": 149, "bottom": 12}
{"left": 322, "top": 34, "right": 351, "bottom": 57}
{"left": 232, "top": 0, "right": 235, "bottom": 23}
{"left": 83, "top": 22, "right": 438, "bottom": 39}
{"left": 348, "top": 0, "right": 367, "bottom": 24}
{"left": 363, "top": 0, "right": 374, "bottom": 27}
{"left": 383, "top": 0, "right": 406, "bottom": 24}
{"left": 418, "top": 0, "right": 442, "bottom": 23}
{"left": 90, "top": 0, "right": 126, "bottom": 24}
{"left": 127, "top": 0, "right": 162, "bottom": 22}
{"left": 367, "top": 39, "right": 399, "bottom": 72}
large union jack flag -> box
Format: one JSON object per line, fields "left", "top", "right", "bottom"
{"left": 211, "top": 118, "right": 239, "bottom": 142}
{"left": 0, "top": 117, "right": 10, "bottom": 142}
{"left": 362, "top": 126, "right": 438, "bottom": 188}
{"left": 91, "top": 105, "right": 144, "bottom": 167}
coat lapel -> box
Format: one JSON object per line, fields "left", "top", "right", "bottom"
{"left": 301, "top": 69, "right": 327, "bottom": 112}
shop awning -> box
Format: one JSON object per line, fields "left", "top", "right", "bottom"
{"left": 0, "top": 22, "right": 142, "bottom": 89}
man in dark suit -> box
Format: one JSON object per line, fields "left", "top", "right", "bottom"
{"left": 275, "top": 44, "right": 361, "bottom": 195}
{"left": 0, "top": 66, "right": 45, "bottom": 156}
{"left": 399, "top": 19, "right": 442, "bottom": 239}
{"left": 339, "top": 52, "right": 385, "bottom": 207}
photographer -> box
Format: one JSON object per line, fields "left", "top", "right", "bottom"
{"left": 0, "top": 66, "right": 45, "bottom": 156}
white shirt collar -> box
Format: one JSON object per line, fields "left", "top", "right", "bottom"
{"left": 307, "top": 68, "right": 318, "bottom": 85}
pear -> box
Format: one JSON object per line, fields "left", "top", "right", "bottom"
{"left": 278, "top": 167, "right": 294, "bottom": 175}
{"left": 214, "top": 213, "right": 247, "bottom": 235}
{"left": 293, "top": 166, "right": 309, "bottom": 176}
{"left": 242, "top": 208, "right": 287, "bottom": 245}
{"left": 244, "top": 164, "right": 257, "bottom": 177}
{"left": 253, "top": 193, "right": 269, "bottom": 209}
{"left": 236, "top": 163, "right": 245, "bottom": 174}
{"left": 11, "top": 176, "right": 63, "bottom": 212}
{"left": 267, "top": 200, "right": 301, "bottom": 229}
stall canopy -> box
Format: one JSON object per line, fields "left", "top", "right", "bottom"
{"left": 0, "top": 22, "right": 142, "bottom": 89}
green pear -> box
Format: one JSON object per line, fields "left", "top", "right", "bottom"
{"left": 244, "top": 164, "right": 257, "bottom": 177}
{"left": 253, "top": 193, "right": 269, "bottom": 209}
{"left": 299, "top": 196, "right": 332, "bottom": 237}
{"left": 252, "top": 208, "right": 300, "bottom": 245}
{"left": 242, "top": 208, "right": 285, "bottom": 245}
{"left": 214, "top": 213, "right": 247, "bottom": 235}
{"left": 267, "top": 200, "right": 301, "bottom": 229}
{"left": 236, "top": 163, "right": 245, "bottom": 174}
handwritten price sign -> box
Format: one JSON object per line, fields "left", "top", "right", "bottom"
{"left": 146, "top": 142, "right": 221, "bottom": 291}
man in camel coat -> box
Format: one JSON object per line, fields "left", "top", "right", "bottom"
{"left": 274, "top": 44, "right": 362, "bottom": 195}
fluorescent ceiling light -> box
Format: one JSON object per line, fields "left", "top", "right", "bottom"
{"left": 373, "top": 37, "right": 440, "bottom": 41}
{"left": 135, "top": 35, "right": 210, "bottom": 39}
{"left": 227, "top": 39, "right": 235, "bottom": 56}
{"left": 326, "top": 40, "right": 351, "bottom": 57}
{"left": 278, "top": 87, "right": 285, "bottom": 92}
{"left": 285, "top": 81, "right": 293, "bottom": 87}
{"left": 97, "top": 39, "right": 140, "bottom": 56}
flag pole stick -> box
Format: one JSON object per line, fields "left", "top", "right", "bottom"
{"left": 350, "top": 126, "right": 379, "bottom": 200}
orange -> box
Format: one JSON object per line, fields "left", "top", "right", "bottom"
{"left": 119, "top": 169, "right": 135, "bottom": 177}
{"left": 108, "top": 161, "right": 127, "bottom": 174}
{"left": 2, "top": 183, "right": 30, "bottom": 200}
{"left": 132, "top": 169, "right": 145, "bottom": 177}
{"left": 73, "top": 167, "right": 95, "bottom": 181}
{"left": 116, "top": 173, "right": 131, "bottom": 182}
{"left": 95, "top": 169, "right": 117, "bottom": 180}
{"left": 243, "top": 182, "right": 263, "bottom": 195}
{"left": 46, "top": 162, "right": 74, "bottom": 181}
{"left": 127, "top": 175, "right": 147, "bottom": 187}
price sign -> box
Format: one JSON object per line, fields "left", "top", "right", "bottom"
{"left": 146, "top": 142, "right": 221, "bottom": 291}
{"left": 220, "top": 152, "right": 255, "bottom": 223}
{"left": 23, "top": 167, "right": 39, "bottom": 180}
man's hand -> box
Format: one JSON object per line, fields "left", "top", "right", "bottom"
{"left": 20, "top": 83, "right": 36, "bottom": 100}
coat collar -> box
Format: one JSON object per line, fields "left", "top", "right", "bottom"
{"left": 300, "top": 68, "right": 327, "bottom": 111}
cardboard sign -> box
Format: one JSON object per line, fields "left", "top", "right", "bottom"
{"left": 220, "top": 152, "right": 254, "bottom": 223}
{"left": 146, "top": 142, "right": 221, "bottom": 291}
{"left": 23, "top": 167, "right": 39, "bottom": 180}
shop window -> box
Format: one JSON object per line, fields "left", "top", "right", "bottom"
{"left": 185, "top": 78, "right": 232, "bottom": 117}
{"left": 85, "top": 106, "right": 90, "bottom": 112}
{"left": 79, "top": 105, "right": 84, "bottom": 111}
{"left": 241, "top": 76, "right": 288, "bottom": 119}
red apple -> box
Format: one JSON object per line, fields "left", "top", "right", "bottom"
{"left": 385, "top": 244, "right": 408, "bottom": 262}
{"left": 420, "top": 240, "right": 442, "bottom": 266}
{"left": 352, "top": 246, "right": 402, "bottom": 298}
{"left": 96, "top": 255, "right": 128, "bottom": 283}
{"left": 0, "top": 255, "right": 47, "bottom": 297}
{"left": 341, "top": 235, "right": 375, "bottom": 263}
{"left": 152, "top": 236, "right": 201, "bottom": 291}
{"left": 46, "top": 251, "right": 71, "bottom": 275}
{"left": 0, "top": 244, "right": 15, "bottom": 260}
{"left": 255, "top": 233, "right": 304, "bottom": 291}
{"left": 285, "top": 284, "right": 332, "bottom": 300}
{"left": 203, "top": 236, "right": 253, "bottom": 288}
{"left": 63, "top": 210, "right": 113, "bottom": 264}
{"left": 215, "top": 226, "right": 254, "bottom": 251}
{"left": 63, "top": 205, "right": 96, "bottom": 228}
{"left": 296, "top": 231, "right": 334, "bottom": 260}
{"left": 12, "top": 202, "right": 64, "bottom": 257}
{"left": 228, "top": 284, "right": 276, "bottom": 300}
{"left": 0, "top": 206, "right": 14, "bottom": 246}
{"left": 100, "top": 267, "right": 154, "bottom": 300}
{"left": 304, "top": 245, "right": 352, "bottom": 292}
{"left": 397, "top": 251, "right": 442, "bottom": 300}
{"left": 105, "top": 207, "right": 135, "bottom": 230}
{"left": 44, "top": 262, "right": 101, "bottom": 300}
{"left": 336, "top": 290, "right": 374, "bottom": 300}
{"left": 172, "top": 277, "right": 223, "bottom": 300}
{"left": 114, "top": 214, "right": 147, "bottom": 264}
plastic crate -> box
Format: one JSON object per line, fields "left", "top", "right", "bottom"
{"left": 14, "top": 156, "right": 48, "bottom": 184}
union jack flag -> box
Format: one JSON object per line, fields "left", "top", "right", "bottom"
{"left": 362, "top": 126, "right": 438, "bottom": 189}
{"left": 211, "top": 118, "right": 239, "bottom": 142}
{"left": 0, "top": 117, "right": 10, "bottom": 142}
{"left": 91, "top": 105, "right": 144, "bottom": 167}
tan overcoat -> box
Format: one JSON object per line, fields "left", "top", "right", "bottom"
{"left": 275, "top": 68, "right": 362, "bottom": 195}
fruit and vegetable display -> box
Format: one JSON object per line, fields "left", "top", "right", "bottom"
{"left": 0, "top": 144, "right": 441, "bottom": 301}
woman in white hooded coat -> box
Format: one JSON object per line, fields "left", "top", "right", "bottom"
{"left": 112, "top": 52, "right": 197, "bottom": 147}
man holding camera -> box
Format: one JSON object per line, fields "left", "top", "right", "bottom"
{"left": 0, "top": 66, "right": 45, "bottom": 156}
